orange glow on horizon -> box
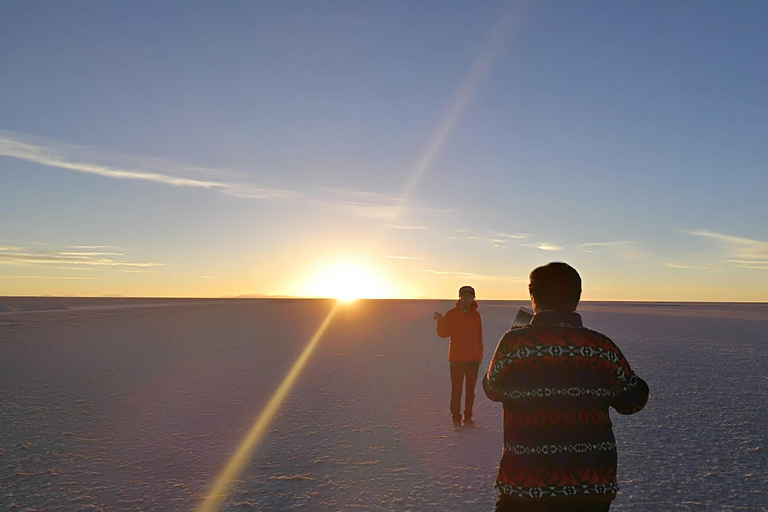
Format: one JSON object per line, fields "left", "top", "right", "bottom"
{"left": 295, "top": 261, "right": 399, "bottom": 301}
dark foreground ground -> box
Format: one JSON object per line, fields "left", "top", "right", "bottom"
{"left": 1, "top": 299, "right": 766, "bottom": 511}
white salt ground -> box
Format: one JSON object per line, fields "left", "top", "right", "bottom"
{"left": 0, "top": 299, "right": 766, "bottom": 511}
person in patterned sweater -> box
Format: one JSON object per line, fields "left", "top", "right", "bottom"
{"left": 483, "top": 262, "right": 649, "bottom": 512}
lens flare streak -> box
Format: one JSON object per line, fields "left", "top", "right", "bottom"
{"left": 395, "top": 3, "right": 520, "bottom": 214}
{"left": 196, "top": 302, "right": 341, "bottom": 512}
{"left": 196, "top": 6, "right": 522, "bottom": 510}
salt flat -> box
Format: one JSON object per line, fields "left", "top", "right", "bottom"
{"left": 1, "top": 299, "right": 766, "bottom": 511}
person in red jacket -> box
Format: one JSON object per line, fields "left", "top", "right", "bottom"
{"left": 434, "top": 285, "right": 484, "bottom": 431}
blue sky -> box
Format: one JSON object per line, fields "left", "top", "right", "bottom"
{"left": 1, "top": 1, "right": 767, "bottom": 300}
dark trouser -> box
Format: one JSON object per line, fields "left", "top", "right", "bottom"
{"left": 449, "top": 360, "right": 481, "bottom": 422}
{"left": 494, "top": 495, "right": 611, "bottom": 512}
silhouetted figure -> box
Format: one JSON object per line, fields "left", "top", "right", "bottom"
{"left": 483, "top": 263, "right": 649, "bottom": 511}
{"left": 435, "top": 285, "right": 483, "bottom": 431}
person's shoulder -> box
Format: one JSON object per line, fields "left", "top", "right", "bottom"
{"left": 578, "top": 326, "right": 613, "bottom": 342}
{"left": 574, "top": 326, "right": 622, "bottom": 351}
{"left": 497, "top": 326, "right": 531, "bottom": 348}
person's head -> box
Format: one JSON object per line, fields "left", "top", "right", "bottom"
{"left": 528, "top": 262, "right": 581, "bottom": 313}
{"left": 458, "top": 285, "right": 475, "bottom": 308}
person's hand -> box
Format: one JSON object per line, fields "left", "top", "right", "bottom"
{"left": 434, "top": 311, "right": 444, "bottom": 322}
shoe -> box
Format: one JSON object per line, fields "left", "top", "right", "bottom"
{"left": 453, "top": 421, "right": 463, "bottom": 431}
{"left": 462, "top": 418, "right": 477, "bottom": 428}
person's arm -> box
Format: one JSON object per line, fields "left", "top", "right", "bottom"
{"left": 610, "top": 348, "right": 650, "bottom": 414}
{"left": 435, "top": 310, "right": 451, "bottom": 338}
{"left": 482, "top": 331, "right": 515, "bottom": 403}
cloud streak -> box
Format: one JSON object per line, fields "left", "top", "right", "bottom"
{"left": 726, "top": 259, "right": 768, "bottom": 270}
{"left": 522, "top": 243, "right": 563, "bottom": 252}
{"left": 420, "top": 269, "right": 525, "bottom": 283}
{"left": 686, "top": 230, "right": 768, "bottom": 262}
{"left": 664, "top": 263, "right": 722, "bottom": 272}
{"left": 580, "top": 241, "right": 645, "bottom": 260}
{"left": 0, "top": 245, "right": 164, "bottom": 268}
{"left": 1, "top": 131, "right": 456, "bottom": 221}
{"left": 0, "top": 274, "right": 101, "bottom": 279}
{"left": 455, "top": 230, "right": 529, "bottom": 248}
{"left": 314, "top": 188, "right": 453, "bottom": 220}
{"left": 390, "top": 225, "right": 429, "bottom": 231}
{"left": 0, "top": 130, "right": 299, "bottom": 200}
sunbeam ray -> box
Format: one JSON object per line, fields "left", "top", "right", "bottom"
{"left": 393, "top": 3, "right": 521, "bottom": 220}
{"left": 196, "top": 301, "right": 341, "bottom": 512}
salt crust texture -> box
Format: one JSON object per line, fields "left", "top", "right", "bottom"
{"left": 1, "top": 299, "right": 766, "bottom": 511}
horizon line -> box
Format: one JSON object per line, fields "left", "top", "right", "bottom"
{"left": 1, "top": 295, "right": 767, "bottom": 305}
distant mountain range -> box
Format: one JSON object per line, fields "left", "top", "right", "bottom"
{"left": 226, "top": 293, "right": 296, "bottom": 299}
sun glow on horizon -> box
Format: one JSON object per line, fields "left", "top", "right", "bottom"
{"left": 298, "top": 262, "right": 396, "bottom": 302}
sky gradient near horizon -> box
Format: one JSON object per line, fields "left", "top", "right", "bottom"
{"left": 2, "top": 1, "right": 767, "bottom": 301}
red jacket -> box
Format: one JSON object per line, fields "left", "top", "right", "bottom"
{"left": 436, "top": 301, "right": 483, "bottom": 361}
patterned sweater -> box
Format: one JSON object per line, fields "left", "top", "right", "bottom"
{"left": 482, "top": 311, "right": 649, "bottom": 502}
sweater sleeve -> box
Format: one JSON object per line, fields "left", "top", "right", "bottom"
{"left": 609, "top": 346, "right": 650, "bottom": 415}
{"left": 482, "top": 331, "right": 515, "bottom": 403}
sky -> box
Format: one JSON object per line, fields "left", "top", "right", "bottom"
{"left": 1, "top": 1, "right": 767, "bottom": 301}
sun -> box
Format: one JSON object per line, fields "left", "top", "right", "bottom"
{"left": 299, "top": 262, "right": 394, "bottom": 302}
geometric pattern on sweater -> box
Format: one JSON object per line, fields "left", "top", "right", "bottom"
{"left": 483, "top": 312, "right": 649, "bottom": 501}
{"left": 497, "top": 481, "right": 619, "bottom": 499}
{"left": 504, "top": 409, "right": 611, "bottom": 427}
{"left": 504, "top": 344, "right": 621, "bottom": 364}
{"left": 493, "top": 373, "right": 643, "bottom": 401}
{"left": 497, "top": 465, "right": 617, "bottom": 488}
{"left": 504, "top": 441, "right": 617, "bottom": 455}
{"left": 494, "top": 385, "right": 623, "bottom": 400}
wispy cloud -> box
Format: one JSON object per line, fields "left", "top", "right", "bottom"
{"left": 686, "top": 230, "right": 768, "bottom": 263}
{"left": 664, "top": 263, "right": 722, "bottom": 272}
{"left": 57, "top": 252, "right": 123, "bottom": 257}
{"left": 0, "top": 130, "right": 300, "bottom": 200}
{"left": 386, "top": 255, "right": 424, "bottom": 260}
{"left": 322, "top": 201, "right": 402, "bottom": 219}
{"left": 421, "top": 269, "right": 479, "bottom": 277}
{"left": 314, "top": 188, "right": 453, "bottom": 220}
{"left": 68, "top": 245, "right": 122, "bottom": 250}
{"left": 496, "top": 232, "right": 529, "bottom": 240}
{"left": 455, "top": 230, "right": 529, "bottom": 248}
{"left": 0, "top": 245, "right": 163, "bottom": 268}
{"left": 0, "top": 275, "right": 101, "bottom": 279}
{"left": 522, "top": 243, "right": 563, "bottom": 252}
{"left": 726, "top": 259, "right": 768, "bottom": 270}
{"left": 580, "top": 241, "right": 645, "bottom": 260}
{"left": 581, "top": 241, "right": 633, "bottom": 247}
{"left": 420, "top": 269, "right": 525, "bottom": 283}
{"left": 172, "top": 272, "right": 220, "bottom": 280}
{"left": 390, "top": 225, "right": 429, "bottom": 231}
{"left": 1, "top": 131, "right": 457, "bottom": 220}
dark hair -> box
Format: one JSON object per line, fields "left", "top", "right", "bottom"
{"left": 528, "top": 262, "right": 582, "bottom": 312}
